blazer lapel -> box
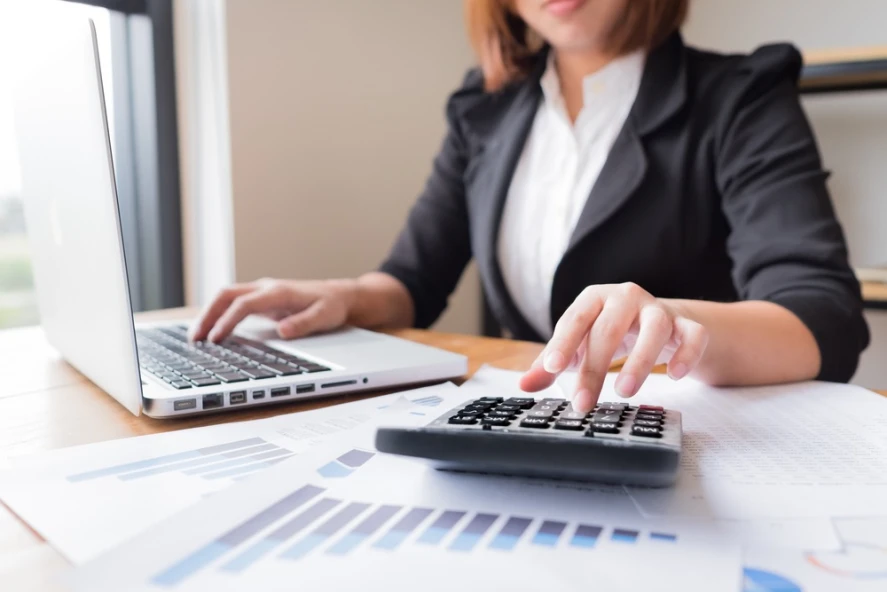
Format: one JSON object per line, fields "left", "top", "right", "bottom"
{"left": 565, "top": 32, "right": 689, "bottom": 253}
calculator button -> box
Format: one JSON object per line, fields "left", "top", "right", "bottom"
{"left": 504, "top": 397, "right": 535, "bottom": 409}
{"left": 540, "top": 398, "right": 567, "bottom": 406}
{"left": 639, "top": 405, "right": 664, "bottom": 412}
{"left": 590, "top": 422, "right": 620, "bottom": 433}
{"left": 553, "top": 419, "right": 585, "bottom": 431}
{"left": 458, "top": 409, "right": 484, "bottom": 417}
{"left": 477, "top": 397, "right": 504, "bottom": 404}
{"left": 635, "top": 413, "right": 663, "bottom": 422}
{"left": 487, "top": 410, "right": 517, "bottom": 419}
{"left": 559, "top": 410, "right": 588, "bottom": 421}
{"left": 527, "top": 410, "right": 555, "bottom": 419}
{"left": 520, "top": 417, "right": 551, "bottom": 428}
{"left": 631, "top": 425, "right": 662, "bottom": 438}
{"left": 482, "top": 417, "right": 512, "bottom": 427}
{"left": 598, "top": 402, "right": 629, "bottom": 411}
{"left": 531, "top": 404, "right": 560, "bottom": 413}
{"left": 497, "top": 404, "right": 522, "bottom": 413}
{"left": 591, "top": 412, "right": 622, "bottom": 424}
{"left": 448, "top": 416, "right": 479, "bottom": 425}
{"left": 633, "top": 419, "right": 662, "bottom": 428}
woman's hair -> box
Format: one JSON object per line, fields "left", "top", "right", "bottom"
{"left": 465, "top": 0, "right": 689, "bottom": 92}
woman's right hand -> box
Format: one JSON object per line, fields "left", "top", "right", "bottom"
{"left": 188, "top": 278, "right": 358, "bottom": 343}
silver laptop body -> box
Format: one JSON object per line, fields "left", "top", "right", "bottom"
{"left": 11, "top": 16, "right": 467, "bottom": 418}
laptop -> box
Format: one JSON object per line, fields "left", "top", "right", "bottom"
{"left": 10, "top": 17, "right": 467, "bottom": 418}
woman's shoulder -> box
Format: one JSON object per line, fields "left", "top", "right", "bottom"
{"left": 685, "top": 42, "right": 804, "bottom": 104}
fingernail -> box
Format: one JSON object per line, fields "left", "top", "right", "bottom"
{"left": 543, "top": 351, "right": 566, "bottom": 373}
{"left": 207, "top": 331, "right": 219, "bottom": 343}
{"left": 572, "top": 389, "right": 592, "bottom": 413}
{"left": 615, "top": 374, "right": 637, "bottom": 398}
{"left": 669, "top": 363, "right": 688, "bottom": 380}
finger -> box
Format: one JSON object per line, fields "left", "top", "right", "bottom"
{"left": 615, "top": 306, "right": 674, "bottom": 398}
{"left": 277, "top": 300, "right": 333, "bottom": 339}
{"left": 574, "top": 299, "right": 637, "bottom": 411}
{"left": 209, "top": 286, "right": 293, "bottom": 342}
{"left": 541, "top": 289, "right": 605, "bottom": 375}
{"left": 189, "top": 284, "right": 256, "bottom": 341}
{"left": 667, "top": 317, "right": 709, "bottom": 380}
{"left": 519, "top": 351, "right": 555, "bottom": 392}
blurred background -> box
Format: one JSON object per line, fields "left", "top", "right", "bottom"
{"left": 0, "top": 0, "right": 885, "bottom": 385}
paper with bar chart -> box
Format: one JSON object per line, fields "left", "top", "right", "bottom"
{"left": 0, "top": 382, "right": 462, "bottom": 564}
{"left": 68, "top": 424, "right": 742, "bottom": 592}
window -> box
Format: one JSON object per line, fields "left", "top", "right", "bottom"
{"left": 0, "top": 0, "right": 183, "bottom": 330}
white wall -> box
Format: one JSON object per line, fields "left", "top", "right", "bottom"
{"left": 683, "top": 0, "right": 887, "bottom": 388}
{"left": 222, "top": 0, "right": 480, "bottom": 334}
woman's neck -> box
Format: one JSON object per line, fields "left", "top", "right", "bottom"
{"left": 554, "top": 48, "right": 618, "bottom": 123}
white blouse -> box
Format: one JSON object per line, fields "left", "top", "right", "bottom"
{"left": 497, "top": 50, "right": 646, "bottom": 338}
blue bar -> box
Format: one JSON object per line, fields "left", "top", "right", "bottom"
{"left": 219, "top": 485, "right": 326, "bottom": 546}
{"left": 202, "top": 454, "right": 293, "bottom": 480}
{"left": 489, "top": 517, "right": 532, "bottom": 551}
{"left": 118, "top": 443, "right": 280, "bottom": 481}
{"left": 570, "top": 525, "right": 602, "bottom": 548}
{"left": 532, "top": 521, "right": 567, "bottom": 547}
{"left": 280, "top": 502, "right": 370, "bottom": 560}
{"left": 220, "top": 498, "right": 342, "bottom": 573}
{"left": 326, "top": 505, "right": 401, "bottom": 555}
{"left": 611, "top": 528, "right": 639, "bottom": 543}
{"left": 411, "top": 395, "right": 443, "bottom": 407}
{"left": 417, "top": 511, "right": 465, "bottom": 545}
{"left": 317, "top": 461, "right": 352, "bottom": 479}
{"left": 449, "top": 513, "right": 498, "bottom": 551}
{"left": 650, "top": 532, "right": 677, "bottom": 542}
{"left": 67, "top": 437, "right": 267, "bottom": 482}
{"left": 373, "top": 507, "right": 434, "bottom": 550}
{"left": 185, "top": 449, "right": 292, "bottom": 476}
{"left": 336, "top": 449, "right": 375, "bottom": 469}
{"left": 151, "top": 541, "right": 230, "bottom": 587}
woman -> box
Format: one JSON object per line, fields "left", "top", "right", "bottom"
{"left": 191, "top": 0, "right": 869, "bottom": 413}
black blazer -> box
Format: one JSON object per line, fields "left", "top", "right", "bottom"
{"left": 379, "top": 33, "right": 869, "bottom": 382}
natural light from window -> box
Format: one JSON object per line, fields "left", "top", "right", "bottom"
{"left": 0, "top": 0, "right": 114, "bottom": 329}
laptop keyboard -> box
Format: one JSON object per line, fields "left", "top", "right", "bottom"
{"left": 136, "top": 325, "right": 330, "bottom": 390}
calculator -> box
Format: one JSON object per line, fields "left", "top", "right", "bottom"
{"left": 375, "top": 396, "right": 682, "bottom": 487}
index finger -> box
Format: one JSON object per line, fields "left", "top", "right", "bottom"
{"left": 189, "top": 284, "right": 256, "bottom": 341}
{"left": 540, "top": 289, "right": 604, "bottom": 375}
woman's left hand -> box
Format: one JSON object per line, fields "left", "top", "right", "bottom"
{"left": 519, "top": 283, "right": 709, "bottom": 413}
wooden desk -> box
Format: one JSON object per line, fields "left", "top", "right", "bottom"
{"left": 3, "top": 311, "right": 886, "bottom": 590}
{"left": 0, "top": 311, "right": 544, "bottom": 591}
{"left": 801, "top": 46, "right": 887, "bottom": 93}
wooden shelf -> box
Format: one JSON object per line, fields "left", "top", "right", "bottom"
{"left": 801, "top": 46, "right": 887, "bottom": 94}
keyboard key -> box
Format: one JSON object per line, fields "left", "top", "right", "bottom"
{"left": 215, "top": 372, "right": 249, "bottom": 383}
{"left": 539, "top": 398, "right": 567, "bottom": 406}
{"left": 463, "top": 403, "right": 494, "bottom": 412}
{"left": 260, "top": 363, "right": 303, "bottom": 376}
{"left": 633, "top": 419, "right": 662, "bottom": 428}
{"left": 591, "top": 412, "right": 622, "bottom": 424}
{"left": 598, "top": 402, "right": 629, "bottom": 411}
{"left": 553, "top": 419, "right": 585, "bottom": 431}
{"left": 639, "top": 405, "right": 664, "bottom": 412}
{"left": 531, "top": 404, "right": 560, "bottom": 413}
{"left": 448, "top": 415, "right": 478, "bottom": 425}
{"left": 559, "top": 410, "right": 588, "bottom": 421}
{"left": 478, "top": 397, "right": 504, "bottom": 404}
{"left": 240, "top": 367, "right": 276, "bottom": 380}
{"left": 527, "top": 410, "right": 555, "bottom": 419}
{"left": 590, "top": 422, "right": 620, "bottom": 434}
{"left": 631, "top": 425, "right": 662, "bottom": 438}
{"left": 301, "top": 364, "right": 330, "bottom": 373}
{"left": 169, "top": 380, "right": 193, "bottom": 389}
{"left": 519, "top": 417, "right": 551, "bottom": 428}
{"left": 458, "top": 409, "right": 483, "bottom": 417}
{"left": 487, "top": 410, "right": 517, "bottom": 419}
{"left": 190, "top": 377, "right": 221, "bottom": 387}
{"left": 481, "top": 417, "right": 512, "bottom": 427}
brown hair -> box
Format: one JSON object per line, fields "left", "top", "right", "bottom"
{"left": 465, "top": 0, "right": 689, "bottom": 92}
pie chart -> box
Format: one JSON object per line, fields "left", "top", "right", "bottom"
{"left": 743, "top": 567, "right": 802, "bottom": 592}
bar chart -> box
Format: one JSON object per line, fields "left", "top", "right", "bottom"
{"left": 149, "top": 483, "right": 679, "bottom": 587}
{"left": 315, "top": 449, "right": 375, "bottom": 479}
{"left": 66, "top": 437, "right": 295, "bottom": 484}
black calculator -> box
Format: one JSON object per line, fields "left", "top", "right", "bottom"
{"left": 375, "top": 396, "right": 682, "bottom": 487}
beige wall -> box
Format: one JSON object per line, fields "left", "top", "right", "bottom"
{"left": 683, "top": 0, "right": 887, "bottom": 388}
{"left": 223, "top": 0, "right": 480, "bottom": 334}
